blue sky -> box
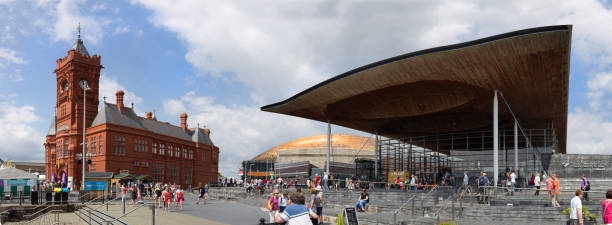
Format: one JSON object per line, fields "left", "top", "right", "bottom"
{"left": 1, "top": 0, "right": 612, "bottom": 177}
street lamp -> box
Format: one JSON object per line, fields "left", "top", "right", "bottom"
{"left": 80, "top": 80, "right": 90, "bottom": 190}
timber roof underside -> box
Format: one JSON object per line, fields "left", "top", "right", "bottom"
{"left": 262, "top": 25, "right": 571, "bottom": 154}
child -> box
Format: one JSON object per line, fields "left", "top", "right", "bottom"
{"left": 175, "top": 188, "right": 184, "bottom": 210}
{"left": 279, "top": 192, "right": 289, "bottom": 213}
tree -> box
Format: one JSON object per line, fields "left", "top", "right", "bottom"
{"left": 218, "top": 172, "right": 224, "bottom": 178}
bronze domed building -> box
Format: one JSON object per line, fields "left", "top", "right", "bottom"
{"left": 243, "top": 134, "right": 374, "bottom": 180}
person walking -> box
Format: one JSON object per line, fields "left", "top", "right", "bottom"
{"left": 569, "top": 189, "right": 583, "bottom": 225}
{"left": 155, "top": 186, "right": 162, "bottom": 208}
{"left": 121, "top": 184, "right": 127, "bottom": 202}
{"left": 581, "top": 174, "right": 590, "bottom": 202}
{"left": 602, "top": 190, "right": 612, "bottom": 225}
{"left": 510, "top": 170, "right": 516, "bottom": 196}
{"left": 477, "top": 172, "right": 489, "bottom": 203}
{"left": 552, "top": 173, "right": 561, "bottom": 207}
{"left": 534, "top": 173, "right": 541, "bottom": 196}
{"left": 175, "top": 188, "right": 184, "bottom": 210}
{"left": 546, "top": 175, "right": 554, "bottom": 204}
{"left": 323, "top": 173, "right": 329, "bottom": 192}
{"left": 267, "top": 190, "right": 280, "bottom": 223}
{"left": 162, "top": 187, "right": 172, "bottom": 211}
{"left": 196, "top": 183, "right": 205, "bottom": 205}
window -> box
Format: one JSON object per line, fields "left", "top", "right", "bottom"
{"left": 133, "top": 161, "right": 139, "bottom": 166}
{"left": 160, "top": 144, "right": 165, "bottom": 155}
{"left": 189, "top": 150, "right": 193, "bottom": 160}
{"left": 168, "top": 165, "right": 178, "bottom": 184}
{"left": 134, "top": 140, "right": 138, "bottom": 152}
{"left": 99, "top": 136, "right": 103, "bottom": 155}
{"left": 152, "top": 163, "right": 164, "bottom": 183}
{"left": 91, "top": 137, "right": 97, "bottom": 155}
{"left": 113, "top": 136, "right": 126, "bottom": 155}
{"left": 63, "top": 140, "right": 69, "bottom": 157}
{"left": 202, "top": 151, "right": 205, "bottom": 161}
{"left": 184, "top": 167, "right": 192, "bottom": 185}
{"left": 169, "top": 145, "right": 173, "bottom": 157}
{"left": 152, "top": 143, "right": 157, "bottom": 154}
{"left": 183, "top": 148, "right": 187, "bottom": 159}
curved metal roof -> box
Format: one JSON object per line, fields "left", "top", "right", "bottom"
{"left": 251, "top": 134, "right": 374, "bottom": 161}
{"left": 262, "top": 25, "right": 571, "bottom": 154}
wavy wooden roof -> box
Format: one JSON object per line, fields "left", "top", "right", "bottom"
{"left": 262, "top": 25, "right": 571, "bottom": 154}
{"left": 251, "top": 134, "right": 374, "bottom": 161}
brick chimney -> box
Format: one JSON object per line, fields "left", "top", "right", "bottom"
{"left": 116, "top": 90, "right": 125, "bottom": 114}
{"left": 204, "top": 128, "right": 210, "bottom": 136}
{"left": 146, "top": 112, "right": 153, "bottom": 119}
{"left": 180, "top": 112, "right": 188, "bottom": 131}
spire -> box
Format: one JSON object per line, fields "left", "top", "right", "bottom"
{"left": 72, "top": 22, "right": 90, "bottom": 56}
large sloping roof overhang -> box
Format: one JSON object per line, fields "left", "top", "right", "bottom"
{"left": 262, "top": 25, "right": 571, "bottom": 154}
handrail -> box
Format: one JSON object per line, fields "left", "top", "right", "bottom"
{"left": 392, "top": 185, "right": 438, "bottom": 224}
{"left": 14, "top": 209, "right": 64, "bottom": 225}
{"left": 21, "top": 192, "right": 93, "bottom": 220}
{"left": 101, "top": 202, "right": 154, "bottom": 224}
{"left": 433, "top": 186, "right": 467, "bottom": 217}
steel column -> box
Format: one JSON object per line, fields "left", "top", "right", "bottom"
{"left": 326, "top": 121, "right": 331, "bottom": 174}
{"left": 493, "top": 90, "right": 499, "bottom": 187}
{"left": 514, "top": 120, "right": 519, "bottom": 173}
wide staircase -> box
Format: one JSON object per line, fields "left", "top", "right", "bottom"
{"left": 211, "top": 182, "right": 609, "bottom": 225}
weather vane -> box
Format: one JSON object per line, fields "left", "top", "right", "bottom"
{"left": 77, "top": 22, "right": 81, "bottom": 39}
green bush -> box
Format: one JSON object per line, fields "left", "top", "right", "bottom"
{"left": 562, "top": 206, "right": 596, "bottom": 221}
{"left": 439, "top": 221, "right": 456, "bottom": 225}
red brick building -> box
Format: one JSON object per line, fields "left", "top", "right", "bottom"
{"left": 44, "top": 33, "right": 219, "bottom": 190}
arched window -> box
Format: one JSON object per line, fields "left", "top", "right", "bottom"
{"left": 152, "top": 143, "right": 157, "bottom": 154}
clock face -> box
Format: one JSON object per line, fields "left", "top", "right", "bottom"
{"left": 63, "top": 82, "right": 69, "bottom": 91}
{"left": 79, "top": 79, "right": 89, "bottom": 89}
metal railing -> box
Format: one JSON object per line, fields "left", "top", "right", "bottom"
{"left": 393, "top": 185, "right": 439, "bottom": 224}
{"left": 100, "top": 202, "right": 156, "bottom": 225}
{"left": 432, "top": 186, "right": 468, "bottom": 224}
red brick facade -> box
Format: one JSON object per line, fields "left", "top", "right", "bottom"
{"left": 44, "top": 38, "right": 219, "bottom": 190}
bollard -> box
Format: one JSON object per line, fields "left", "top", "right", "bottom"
{"left": 150, "top": 204, "right": 156, "bottom": 225}
{"left": 421, "top": 199, "right": 424, "bottom": 217}
{"left": 452, "top": 199, "right": 455, "bottom": 221}
{"left": 89, "top": 208, "right": 92, "bottom": 225}
{"left": 123, "top": 197, "right": 126, "bottom": 215}
{"left": 412, "top": 198, "right": 415, "bottom": 217}
{"left": 106, "top": 197, "right": 109, "bottom": 211}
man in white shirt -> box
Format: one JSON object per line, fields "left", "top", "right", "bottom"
{"left": 323, "top": 173, "right": 329, "bottom": 191}
{"left": 570, "top": 189, "right": 583, "bottom": 225}
{"left": 510, "top": 170, "right": 516, "bottom": 196}
{"left": 534, "top": 173, "right": 541, "bottom": 196}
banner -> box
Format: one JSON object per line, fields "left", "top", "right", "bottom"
{"left": 85, "top": 181, "right": 106, "bottom": 191}
{"left": 6, "top": 180, "right": 28, "bottom": 186}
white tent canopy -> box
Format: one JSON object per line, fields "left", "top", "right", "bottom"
{"left": 0, "top": 167, "right": 38, "bottom": 180}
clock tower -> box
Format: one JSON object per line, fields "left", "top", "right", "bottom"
{"left": 49, "top": 24, "right": 103, "bottom": 189}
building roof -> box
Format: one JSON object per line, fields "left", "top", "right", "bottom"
{"left": 261, "top": 25, "right": 571, "bottom": 154}
{"left": 91, "top": 103, "right": 214, "bottom": 146}
{"left": 72, "top": 37, "right": 89, "bottom": 56}
{"left": 0, "top": 167, "right": 38, "bottom": 180}
{"left": 85, "top": 171, "right": 113, "bottom": 179}
{"left": 251, "top": 134, "right": 374, "bottom": 161}
{"left": 12, "top": 162, "right": 45, "bottom": 167}
{"left": 47, "top": 115, "right": 56, "bottom": 136}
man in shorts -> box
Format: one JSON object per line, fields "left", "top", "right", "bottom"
{"left": 196, "top": 182, "right": 206, "bottom": 204}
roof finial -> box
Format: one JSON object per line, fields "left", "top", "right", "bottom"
{"left": 77, "top": 22, "right": 81, "bottom": 39}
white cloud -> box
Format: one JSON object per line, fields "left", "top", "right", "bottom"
{"left": 99, "top": 74, "right": 144, "bottom": 114}
{"left": 0, "top": 99, "right": 44, "bottom": 162}
{"left": 0, "top": 48, "right": 26, "bottom": 66}
{"left": 113, "top": 25, "right": 130, "bottom": 35}
{"left": 129, "top": 0, "right": 612, "bottom": 163}
{"left": 567, "top": 108, "right": 612, "bottom": 154}
{"left": 132, "top": 0, "right": 612, "bottom": 105}
{"left": 0, "top": 48, "right": 26, "bottom": 82}
{"left": 163, "top": 91, "right": 364, "bottom": 177}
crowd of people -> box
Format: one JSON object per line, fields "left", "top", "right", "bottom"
{"left": 114, "top": 182, "right": 208, "bottom": 211}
